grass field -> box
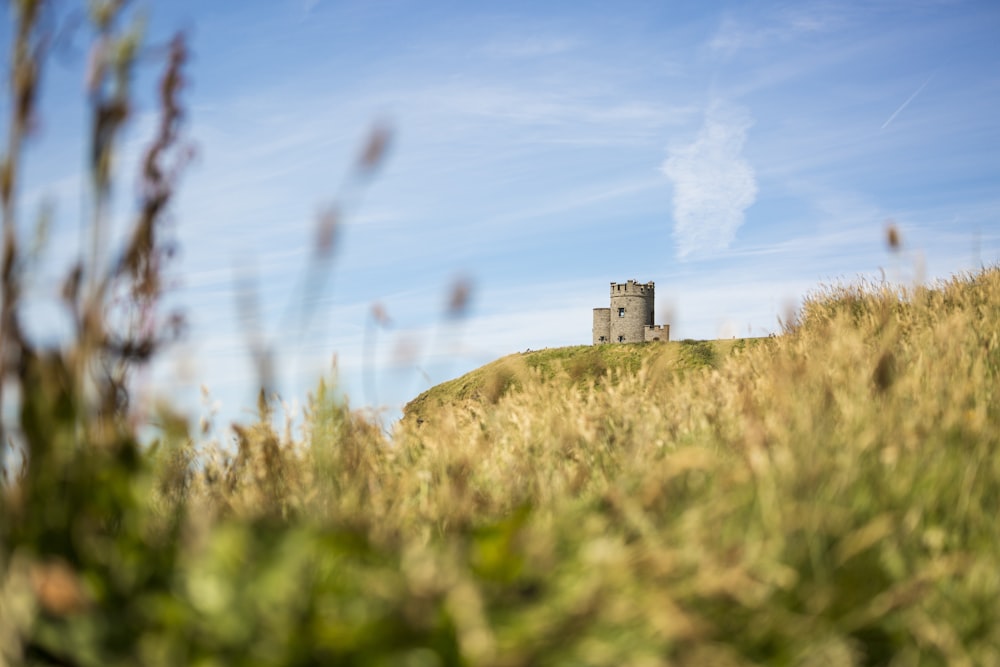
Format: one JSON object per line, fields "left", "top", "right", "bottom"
{"left": 4, "top": 265, "right": 998, "bottom": 666}
{"left": 2, "top": 8, "right": 999, "bottom": 664}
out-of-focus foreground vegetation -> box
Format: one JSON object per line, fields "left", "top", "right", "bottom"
{"left": 3, "top": 4, "right": 1000, "bottom": 666}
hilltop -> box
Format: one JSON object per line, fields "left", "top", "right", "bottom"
{"left": 403, "top": 337, "right": 762, "bottom": 425}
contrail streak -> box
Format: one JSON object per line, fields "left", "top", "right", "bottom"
{"left": 881, "top": 74, "right": 934, "bottom": 130}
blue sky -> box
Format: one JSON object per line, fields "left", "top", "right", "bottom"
{"left": 5, "top": 0, "right": 1000, "bottom": 428}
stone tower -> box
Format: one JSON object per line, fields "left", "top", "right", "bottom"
{"left": 592, "top": 280, "right": 668, "bottom": 344}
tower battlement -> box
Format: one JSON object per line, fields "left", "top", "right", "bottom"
{"left": 610, "top": 279, "right": 654, "bottom": 296}
{"left": 593, "top": 280, "right": 668, "bottom": 344}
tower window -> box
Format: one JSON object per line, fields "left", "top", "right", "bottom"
{"left": 618, "top": 307, "right": 625, "bottom": 317}
{"left": 618, "top": 335, "right": 625, "bottom": 342}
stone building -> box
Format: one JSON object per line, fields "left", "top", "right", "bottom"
{"left": 592, "top": 280, "right": 669, "bottom": 344}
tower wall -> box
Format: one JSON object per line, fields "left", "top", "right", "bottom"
{"left": 645, "top": 324, "right": 669, "bottom": 342}
{"left": 608, "top": 280, "right": 654, "bottom": 344}
{"left": 592, "top": 308, "right": 611, "bottom": 344}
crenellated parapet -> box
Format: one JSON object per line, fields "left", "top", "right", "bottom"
{"left": 609, "top": 279, "right": 654, "bottom": 297}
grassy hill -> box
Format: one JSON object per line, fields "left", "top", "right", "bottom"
{"left": 403, "top": 338, "right": 758, "bottom": 426}
{"left": 6, "top": 266, "right": 999, "bottom": 666}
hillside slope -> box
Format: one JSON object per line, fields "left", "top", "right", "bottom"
{"left": 403, "top": 337, "right": 759, "bottom": 425}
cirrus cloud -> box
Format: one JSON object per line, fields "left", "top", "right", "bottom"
{"left": 662, "top": 102, "right": 757, "bottom": 258}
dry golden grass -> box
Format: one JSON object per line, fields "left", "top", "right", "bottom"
{"left": 110, "top": 265, "right": 995, "bottom": 666}
{"left": 2, "top": 6, "right": 999, "bottom": 664}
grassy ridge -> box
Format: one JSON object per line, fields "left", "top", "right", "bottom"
{"left": 403, "top": 338, "right": 751, "bottom": 425}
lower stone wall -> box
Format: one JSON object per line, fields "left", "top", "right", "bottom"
{"left": 592, "top": 308, "right": 611, "bottom": 344}
{"left": 644, "top": 324, "right": 669, "bottom": 342}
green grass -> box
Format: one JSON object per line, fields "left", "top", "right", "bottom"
{"left": 403, "top": 337, "right": 758, "bottom": 426}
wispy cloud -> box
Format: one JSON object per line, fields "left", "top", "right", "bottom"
{"left": 481, "top": 35, "right": 581, "bottom": 59}
{"left": 708, "top": 7, "right": 842, "bottom": 57}
{"left": 477, "top": 177, "right": 662, "bottom": 229}
{"left": 661, "top": 102, "right": 757, "bottom": 259}
{"left": 880, "top": 73, "right": 934, "bottom": 130}
{"left": 412, "top": 81, "right": 682, "bottom": 133}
